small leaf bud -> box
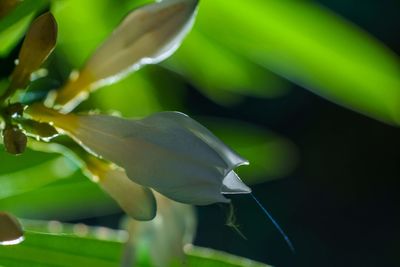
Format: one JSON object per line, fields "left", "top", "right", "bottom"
{"left": 2, "top": 126, "right": 27, "bottom": 155}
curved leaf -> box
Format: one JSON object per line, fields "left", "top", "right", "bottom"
{"left": 167, "top": 29, "right": 289, "bottom": 104}
{"left": 196, "top": 0, "right": 400, "bottom": 125}
{"left": 0, "top": 220, "right": 271, "bottom": 267}
{"left": 0, "top": 0, "right": 48, "bottom": 56}
{"left": 0, "top": 156, "right": 77, "bottom": 199}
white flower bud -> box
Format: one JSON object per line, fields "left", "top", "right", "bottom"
{"left": 54, "top": 0, "right": 199, "bottom": 112}
{"left": 28, "top": 104, "right": 251, "bottom": 205}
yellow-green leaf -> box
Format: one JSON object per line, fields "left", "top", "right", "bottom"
{"left": 196, "top": 0, "right": 400, "bottom": 125}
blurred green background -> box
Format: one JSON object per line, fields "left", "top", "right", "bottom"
{"left": 0, "top": 0, "right": 399, "bottom": 266}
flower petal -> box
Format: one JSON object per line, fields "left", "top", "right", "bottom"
{"left": 97, "top": 168, "right": 157, "bottom": 221}
{"left": 53, "top": 0, "right": 198, "bottom": 112}
{"left": 140, "top": 112, "right": 249, "bottom": 174}
{"left": 221, "top": 171, "right": 251, "bottom": 194}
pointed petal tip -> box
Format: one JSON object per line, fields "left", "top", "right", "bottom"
{"left": 221, "top": 171, "right": 251, "bottom": 195}
{"left": 238, "top": 159, "right": 250, "bottom": 167}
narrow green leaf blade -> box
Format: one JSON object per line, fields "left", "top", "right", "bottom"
{"left": 0, "top": 14, "right": 32, "bottom": 56}
{"left": 167, "top": 29, "right": 289, "bottom": 104}
{"left": 0, "top": 177, "right": 119, "bottom": 220}
{"left": 0, "top": 221, "right": 271, "bottom": 267}
{"left": 0, "top": 0, "right": 48, "bottom": 56}
{"left": 0, "top": 231, "right": 122, "bottom": 267}
{"left": 0, "top": 156, "right": 77, "bottom": 199}
{"left": 197, "top": 0, "right": 400, "bottom": 125}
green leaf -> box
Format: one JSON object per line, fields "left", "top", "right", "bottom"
{"left": 0, "top": 145, "right": 56, "bottom": 174}
{"left": 90, "top": 71, "right": 162, "bottom": 117}
{"left": 81, "top": 66, "right": 188, "bottom": 117}
{"left": 0, "top": 0, "right": 48, "bottom": 57}
{"left": 166, "top": 29, "right": 289, "bottom": 104}
{"left": 50, "top": 0, "right": 156, "bottom": 69}
{"left": 0, "top": 231, "right": 122, "bottom": 267}
{"left": 0, "top": 220, "right": 271, "bottom": 267}
{"left": 0, "top": 176, "right": 119, "bottom": 220}
{"left": 0, "top": 156, "right": 77, "bottom": 199}
{"left": 51, "top": 0, "right": 125, "bottom": 68}
{"left": 196, "top": 0, "right": 400, "bottom": 125}
{"left": 0, "top": 0, "right": 48, "bottom": 32}
{"left": 0, "top": 14, "right": 32, "bottom": 56}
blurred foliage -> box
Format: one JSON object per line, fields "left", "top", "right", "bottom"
{"left": 194, "top": 0, "right": 400, "bottom": 124}
{"left": 0, "top": 220, "right": 271, "bottom": 266}
{"left": 0, "top": 0, "right": 48, "bottom": 56}
{"left": 0, "top": 175, "right": 119, "bottom": 220}
{"left": 0, "top": 0, "right": 399, "bottom": 266}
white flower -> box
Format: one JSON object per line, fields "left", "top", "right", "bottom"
{"left": 27, "top": 104, "right": 251, "bottom": 205}
{"left": 53, "top": 0, "right": 199, "bottom": 112}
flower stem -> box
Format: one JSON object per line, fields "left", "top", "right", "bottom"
{"left": 25, "top": 103, "right": 78, "bottom": 132}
